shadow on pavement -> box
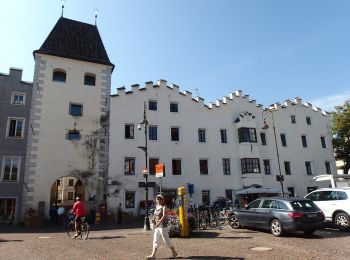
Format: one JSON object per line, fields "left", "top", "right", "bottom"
{"left": 88, "top": 235, "right": 126, "bottom": 240}
{"left": 174, "top": 257, "right": 244, "bottom": 259}
{"left": 0, "top": 239, "right": 23, "bottom": 242}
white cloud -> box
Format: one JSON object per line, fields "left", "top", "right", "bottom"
{"left": 311, "top": 92, "right": 350, "bottom": 112}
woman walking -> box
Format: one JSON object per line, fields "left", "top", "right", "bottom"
{"left": 146, "top": 194, "right": 178, "bottom": 259}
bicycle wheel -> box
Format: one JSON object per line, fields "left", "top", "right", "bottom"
{"left": 66, "top": 222, "right": 76, "bottom": 238}
{"left": 199, "top": 212, "right": 208, "bottom": 230}
{"left": 80, "top": 223, "right": 90, "bottom": 240}
{"left": 210, "top": 212, "right": 219, "bottom": 228}
{"left": 219, "top": 211, "right": 226, "bottom": 225}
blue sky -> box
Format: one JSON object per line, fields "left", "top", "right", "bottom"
{"left": 1, "top": 0, "right": 349, "bottom": 111}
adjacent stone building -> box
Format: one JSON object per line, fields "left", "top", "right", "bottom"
{"left": 108, "top": 81, "right": 336, "bottom": 216}
{"left": 22, "top": 17, "right": 114, "bottom": 219}
{"left": 0, "top": 68, "right": 32, "bottom": 224}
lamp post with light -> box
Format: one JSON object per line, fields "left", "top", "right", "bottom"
{"left": 262, "top": 109, "right": 285, "bottom": 197}
{"left": 137, "top": 101, "right": 151, "bottom": 230}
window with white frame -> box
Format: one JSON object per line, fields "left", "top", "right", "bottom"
{"left": 222, "top": 158, "right": 231, "bottom": 175}
{"left": 149, "top": 125, "right": 158, "bottom": 140}
{"left": 124, "top": 157, "right": 135, "bottom": 175}
{"left": 125, "top": 191, "right": 136, "bottom": 208}
{"left": 125, "top": 124, "right": 134, "bottom": 139}
{"left": 241, "top": 158, "right": 260, "bottom": 174}
{"left": 11, "top": 92, "right": 26, "bottom": 105}
{"left": 198, "top": 128, "right": 206, "bottom": 143}
{"left": 6, "top": 118, "right": 24, "bottom": 138}
{"left": 1, "top": 157, "right": 20, "bottom": 182}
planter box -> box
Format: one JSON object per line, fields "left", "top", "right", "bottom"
{"left": 24, "top": 216, "right": 44, "bottom": 227}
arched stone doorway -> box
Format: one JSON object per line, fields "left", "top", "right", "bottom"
{"left": 50, "top": 176, "right": 85, "bottom": 208}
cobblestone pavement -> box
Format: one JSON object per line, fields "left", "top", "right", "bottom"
{"left": 0, "top": 222, "right": 349, "bottom": 260}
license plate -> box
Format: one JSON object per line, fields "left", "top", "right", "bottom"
{"left": 307, "top": 213, "right": 317, "bottom": 218}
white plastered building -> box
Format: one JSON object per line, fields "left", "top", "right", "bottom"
{"left": 108, "top": 80, "right": 336, "bottom": 215}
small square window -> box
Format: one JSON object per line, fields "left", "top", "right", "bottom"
{"left": 11, "top": 93, "right": 26, "bottom": 105}
{"left": 70, "top": 104, "right": 82, "bottom": 117}
{"left": 67, "top": 130, "right": 81, "bottom": 141}
{"left": 170, "top": 102, "right": 178, "bottom": 112}
{"left": 149, "top": 100, "right": 157, "bottom": 111}
{"left": 52, "top": 70, "right": 66, "bottom": 83}
{"left": 84, "top": 74, "right": 96, "bottom": 86}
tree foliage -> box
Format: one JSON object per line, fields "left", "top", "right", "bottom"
{"left": 331, "top": 100, "right": 350, "bottom": 174}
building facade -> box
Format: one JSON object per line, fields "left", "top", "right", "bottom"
{"left": 108, "top": 80, "right": 336, "bottom": 215}
{"left": 22, "top": 17, "right": 114, "bottom": 219}
{"left": 0, "top": 68, "right": 32, "bottom": 224}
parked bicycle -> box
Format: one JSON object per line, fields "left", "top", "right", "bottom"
{"left": 66, "top": 211, "right": 90, "bottom": 240}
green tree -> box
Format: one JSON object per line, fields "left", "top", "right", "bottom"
{"left": 332, "top": 100, "right": 350, "bottom": 174}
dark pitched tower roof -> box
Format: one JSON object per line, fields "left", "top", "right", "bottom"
{"left": 34, "top": 17, "right": 114, "bottom": 69}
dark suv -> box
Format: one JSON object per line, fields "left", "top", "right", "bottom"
{"left": 229, "top": 197, "right": 325, "bottom": 236}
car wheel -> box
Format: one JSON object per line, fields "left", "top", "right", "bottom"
{"left": 270, "top": 219, "right": 284, "bottom": 237}
{"left": 335, "top": 213, "right": 350, "bottom": 230}
{"left": 229, "top": 215, "right": 240, "bottom": 229}
{"left": 303, "top": 229, "right": 315, "bottom": 235}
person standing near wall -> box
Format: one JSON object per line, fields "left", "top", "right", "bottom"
{"left": 146, "top": 194, "right": 177, "bottom": 259}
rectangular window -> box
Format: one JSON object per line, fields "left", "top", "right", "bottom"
{"left": 67, "top": 192, "right": 74, "bottom": 200}
{"left": 149, "top": 125, "right": 158, "bottom": 140}
{"left": 199, "top": 159, "right": 208, "bottom": 175}
{"left": 225, "top": 189, "right": 233, "bottom": 201}
{"left": 220, "top": 129, "right": 227, "bottom": 143}
{"left": 69, "top": 103, "right": 82, "bottom": 117}
{"left": 6, "top": 118, "right": 24, "bottom": 138}
{"left": 241, "top": 158, "right": 260, "bottom": 174}
{"left": 325, "top": 162, "right": 331, "bottom": 175}
{"left": 68, "top": 179, "right": 74, "bottom": 186}
{"left": 2, "top": 157, "right": 20, "bottom": 182}
{"left": 149, "top": 158, "right": 159, "bottom": 175}
{"left": 260, "top": 132, "right": 266, "bottom": 145}
{"left": 263, "top": 160, "right": 271, "bottom": 175}
{"left": 201, "top": 190, "right": 210, "bottom": 205}
{"left": 0, "top": 198, "right": 16, "bottom": 223}
{"left": 280, "top": 134, "right": 287, "bottom": 147}
{"left": 171, "top": 127, "right": 179, "bottom": 141}
{"left": 238, "top": 128, "right": 257, "bottom": 143}
{"left": 11, "top": 92, "right": 26, "bottom": 105}
{"left": 125, "top": 191, "right": 136, "bottom": 208}
{"left": 172, "top": 159, "right": 182, "bottom": 175}
{"left": 284, "top": 161, "right": 291, "bottom": 175}
{"left": 67, "top": 130, "right": 81, "bottom": 141}
{"left": 287, "top": 187, "right": 295, "bottom": 197}
{"left": 291, "top": 115, "right": 296, "bottom": 124}
{"left": 301, "top": 135, "right": 307, "bottom": 148}
{"left": 124, "top": 157, "right": 135, "bottom": 175}
{"left": 170, "top": 102, "right": 178, "bottom": 112}
{"left": 198, "top": 129, "right": 206, "bottom": 143}
{"left": 321, "top": 136, "right": 326, "bottom": 148}
{"left": 222, "top": 158, "right": 231, "bottom": 175}
{"left": 125, "top": 124, "right": 134, "bottom": 139}
{"left": 84, "top": 74, "right": 96, "bottom": 86}
{"left": 149, "top": 100, "right": 157, "bottom": 111}
{"left": 306, "top": 116, "right": 311, "bottom": 125}
{"left": 305, "top": 161, "right": 312, "bottom": 175}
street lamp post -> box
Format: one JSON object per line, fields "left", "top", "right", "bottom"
{"left": 137, "top": 101, "right": 151, "bottom": 230}
{"left": 262, "top": 109, "right": 285, "bottom": 197}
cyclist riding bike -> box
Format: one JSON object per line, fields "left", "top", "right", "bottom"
{"left": 71, "top": 195, "right": 86, "bottom": 238}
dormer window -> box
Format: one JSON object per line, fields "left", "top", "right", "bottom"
{"left": 52, "top": 69, "right": 66, "bottom": 83}
{"left": 84, "top": 73, "right": 96, "bottom": 86}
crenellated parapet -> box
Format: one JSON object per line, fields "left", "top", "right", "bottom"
{"left": 269, "top": 97, "right": 328, "bottom": 116}
{"left": 112, "top": 80, "right": 328, "bottom": 115}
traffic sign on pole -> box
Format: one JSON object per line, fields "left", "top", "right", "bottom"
{"left": 155, "top": 164, "right": 164, "bottom": 178}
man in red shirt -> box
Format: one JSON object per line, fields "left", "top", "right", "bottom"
{"left": 72, "top": 195, "right": 86, "bottom": 238}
